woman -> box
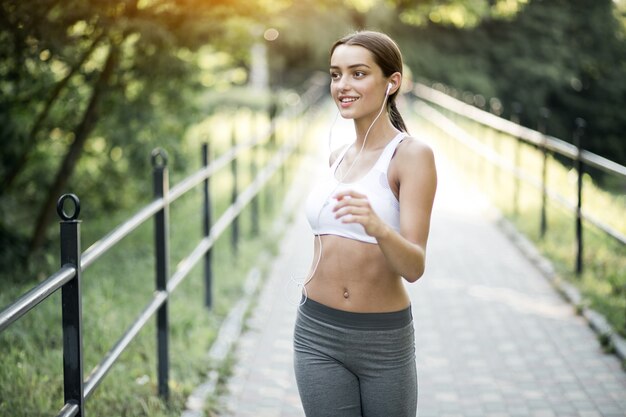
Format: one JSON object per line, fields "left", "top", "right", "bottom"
{"left": 294, "top": 31, "right": 437, "bottom": 417}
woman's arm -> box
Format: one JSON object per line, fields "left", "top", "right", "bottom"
{"left": 333, "top": 138, "right": 437, "bottom": 282}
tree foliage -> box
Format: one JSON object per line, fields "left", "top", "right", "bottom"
{"left": 0, "top": 0, "right": 268, "bottom": 271}
{"left": 394, "top": 0, "right": 530, "bottom": 27}
{"left": 1, "top": 0, "right": 625, "bottom": 277}
{"left": 263, "top": 0, "right": 626, "bottom": 166}
{"left": 392, "top": 0, "right": 626, "bottom": 166}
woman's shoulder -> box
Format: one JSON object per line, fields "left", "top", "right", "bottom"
{"left": 396, "top": 135, "right": 435, "bottom": 165}
{"left": 392, "top": 135, "right": 437, "bottom": 190}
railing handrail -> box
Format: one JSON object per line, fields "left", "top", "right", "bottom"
{"left": 0, "top": 85, "right": 320, "bottom": 327}
{"left": 414, "top": 83, "right": 626, "bottom": 179}
{"left": 81, "top": 113, "right": 290, "bottom": 271}
{"left": 0, "top": 81, "right": 326, "bottom": 417}
{"left": 415, "top": 100, "right": 626, "bottom": 247}
{"left": 83, "top": 290, "right": 168, "bottom": 399}
{"left": 0, "top": 265, "right": 76, "bottom": 332}
{"left": 413, "top": 82, "right": 625, "bottom": 278}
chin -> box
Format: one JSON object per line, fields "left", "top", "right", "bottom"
{"left": 337, "top": 108, "right": 356, "bottom": 120}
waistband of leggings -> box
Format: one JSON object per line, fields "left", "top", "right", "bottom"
{"left": 298, "top": 296, "right": 412, "bottom": 331}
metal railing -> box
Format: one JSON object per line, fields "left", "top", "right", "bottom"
{"left": 412, "top": 82, "right": 626, "bottom": 274}
{"left": 0, "top": 82, "right": 325, "bottom": 416}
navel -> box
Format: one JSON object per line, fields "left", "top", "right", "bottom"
{"left": 343, "top": 288, "right": 350, "bottom": 299}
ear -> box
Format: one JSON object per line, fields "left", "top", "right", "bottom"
{"left": 387, "top": 72, "right": 402, "bottom": 95}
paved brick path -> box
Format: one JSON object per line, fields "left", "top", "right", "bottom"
{"left": 219, "top": 148, "right": 626, "bottom": 417}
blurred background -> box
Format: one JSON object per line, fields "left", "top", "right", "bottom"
{"left": 1, "top": 0, "right": 625, "bottom": 266}
{"left": 1, "top": 1, "right": 625, "bottom": 415}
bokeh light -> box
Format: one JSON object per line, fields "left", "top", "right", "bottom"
{"left": 263, "top": 28, "right": 279, "bottom": 41}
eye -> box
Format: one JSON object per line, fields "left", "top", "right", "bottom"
{"left": 353, "top": 71, "right": 366, "bottom": 78}
{"left": 329, "top": 71, "right": 341, "bottom": 81}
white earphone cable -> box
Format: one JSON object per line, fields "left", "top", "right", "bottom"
{"left": 290, "top": 85, "right": 392, "bottom": 307}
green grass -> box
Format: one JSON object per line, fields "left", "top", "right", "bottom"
{"left": 0, "top": 106, "right": 321, "bottom": 416}
{"left": 417, "top": 105, "right": 626, "bottom": 337}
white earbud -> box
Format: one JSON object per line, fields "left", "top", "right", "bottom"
{"left": 386, "top": 82, "right": 393, "bottom": 95}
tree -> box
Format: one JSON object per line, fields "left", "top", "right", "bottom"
{"left": 0, "top": 0, "right": 268, "bottom": 267}
{"left": 357, "top": 0, "right": 626, "bottom": 166}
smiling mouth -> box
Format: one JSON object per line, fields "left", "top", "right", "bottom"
{"left": 340, "top": 97, "right": 359, "bottom": 103}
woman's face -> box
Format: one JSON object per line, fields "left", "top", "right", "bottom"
{"left": 329, "top": 44, "right": 388, "bottom": 121}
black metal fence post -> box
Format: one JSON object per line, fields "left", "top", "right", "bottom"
{"left": 57, "top": 193, "right": 85, "bottom": 417}
{"left": 573, "top": 118, "right": 586, "bottom": 275}
{"left": 202, "top": 143, "right": 213, "bottom": 309}
{"left": 152, "top": 148, "right": 170, "bottom": 399}
{"left": 511, "top": 103, "right": 523, "bottom": 216}
{"left": 539, "top": 108, "right": 550, "bottom": 238}
{"left": 231, "top": 124, "right": 239, "bottom": 255}
{"left": 489, "top": 98, "right": 502, "bottom": 196}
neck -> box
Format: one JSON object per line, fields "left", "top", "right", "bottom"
{"left": 353, "top": 115, "right": 399, "bottom": 149}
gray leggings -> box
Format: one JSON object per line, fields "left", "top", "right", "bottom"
{"left": 293, "top": 298, "right": 417, "bottom": 417}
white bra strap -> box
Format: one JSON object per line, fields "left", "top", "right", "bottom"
{"left": 375, "top": 132, "right": 407, "bottom": 173}
{"left": 330, "top": 144, "right": 351, "bottom": 170}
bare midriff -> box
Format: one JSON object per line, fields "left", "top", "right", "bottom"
{"left": 305, "top": 235, "right": 411, "bottom": 313}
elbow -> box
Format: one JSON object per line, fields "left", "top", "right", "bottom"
{"left": 403, "top": 263, "right": 425, "bottom": 283}
{"left": 402, "top": 248, "right": 426, "bottom": 283}
{"left": 403, "top": 268, "right": 424, "bottom": 283}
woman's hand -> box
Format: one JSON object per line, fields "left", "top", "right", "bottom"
{"left": 332, "top": 190, "right": 389, "bottom": 240}
{"left": 332, "top": 137, "right": 437, "bottom": 282}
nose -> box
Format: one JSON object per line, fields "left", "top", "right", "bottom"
{"left": 334, "top": 75, "right": 349, "bottom": 92}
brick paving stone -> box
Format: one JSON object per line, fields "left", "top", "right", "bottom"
{"left": 217, "top": 141, "right": 626, "bottom": 416}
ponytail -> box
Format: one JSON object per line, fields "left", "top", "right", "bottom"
{"left": 388, "top": 100, "right": 408, "bottom": 133}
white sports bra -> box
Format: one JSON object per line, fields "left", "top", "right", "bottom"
{"left": 305, "top": 132, "right": 407, "bottom": 244}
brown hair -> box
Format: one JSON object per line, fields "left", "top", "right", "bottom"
{"left": 330, "top": 31, "right": 408, "bottom": 133}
